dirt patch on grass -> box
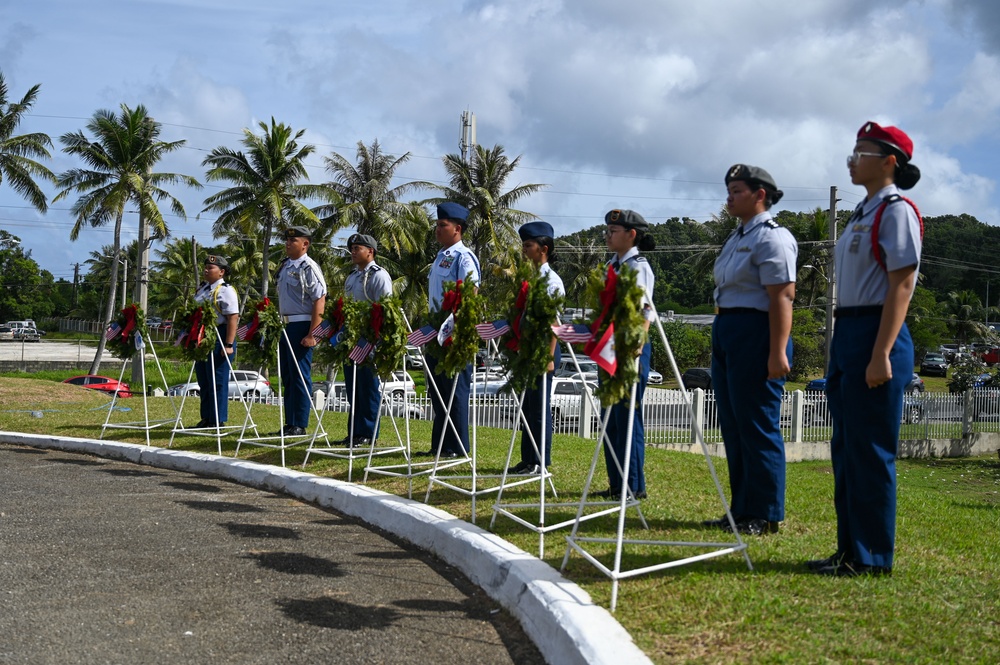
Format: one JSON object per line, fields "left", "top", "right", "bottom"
{"left": 0, "top": 377, "right": 105, "bottom": 408}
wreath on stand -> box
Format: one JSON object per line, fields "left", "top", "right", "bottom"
{"left": 173, "top": 302, "right": 219, "bottom": 363}
{"left": 362, "top": 297, "right": 408, "bottom": 380}
{"left": 313, "top": 296, "right": 364, "bottom": 369}
{"left": 498, "top": 264, "right": 564, "bottom": 394}
{"left": 106, "top": 303, "right": 147, "bottom": 360}
{"left": 236, "top": 297, "right": 282, "bottom": 370}
{"left": 422, "top": 279, "right": 485, "bottom": 377}
{"left": 582, "top": 264, "right": 648, "bottom": 407}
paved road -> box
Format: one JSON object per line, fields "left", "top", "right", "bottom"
{"left": 0, "top": 339, "right": 112, "bottom": 364}
{"left": 0, "top": 444, "right": 543, "bottom": 665}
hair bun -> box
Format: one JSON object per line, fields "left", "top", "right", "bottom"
{"left": 896, "top": 163, "right": 921, "bottom": 190}
{"left": 638, "top": 235, "right": 656, "bottom": 252}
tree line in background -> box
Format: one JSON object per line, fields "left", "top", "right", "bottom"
{"left": 2, "top": 71, "right": 999, "bottom": 380}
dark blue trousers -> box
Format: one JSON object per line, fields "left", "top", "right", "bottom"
{"left": 828, "top": 316, "right": 912, "bottom": 569}
{"left": 711, "top": 310, "right": 790, "bottom": 522}
{"left": 194, "top": 325, "right": 234, "bottom": 425}
{"left": 278, "top": 321, "right": 314, "bottom": 429}
{"left": 343, "top": 362, "right": 381, "bottom": 440}
{"left": 520, "top": 345, "right": 561, "bottom": 467}
{"left": 425, "top": 355, "right": 470, "bottom": 455}
{"left": 602, "top": 342, "right": 651, "bottom": 495}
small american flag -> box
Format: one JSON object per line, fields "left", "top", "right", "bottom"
{"left": 551, "top": 323, "right": 593, "bottom": 343}
{"left": 311, "top": 320, "right": 333, "bottom": 339}
{"left": 348, "top": 337, "right": 374, "bottom": 364}
{"left": 236, "top": 323, "right": 250, "bottom": 341}
{"left": 476, "top": 319, "right": 510, "bottom": 341}
{"left": 105, "top": 323, "right": 122, "bottom": 341}
{"left": 407, "top": 325, "right": 437, "bottom": 346}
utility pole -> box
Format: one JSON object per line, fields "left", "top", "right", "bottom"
{"left": 826, "top": 186, "right": 839, "bottom": 374}
{"left": 72, "top": 263, "right": 80, "bottom": 308}
{"left": 459, "top": 110, "right": 476, "bottom": 165}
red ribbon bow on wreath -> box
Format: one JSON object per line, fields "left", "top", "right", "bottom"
{"left": 583, "top": 265, "right": 618, "bottom": 356}
{"left": 330, "top": 297, "right": 345, "bottom": 333}
{"left": 505, "top": 280, "right": 530, "bottom": 351}
{"left": 185, "top": 307, "right": 205, "bottom": 349}
{"left": 243, "top": 298, "right": 271, "bottom": 341}
{"left": 120, "top": 304, "right": 138, "bottom": 342}
{"left": 371, "top": 302, "right": 384, "bottom": 339}
{"left": 440, "top": 280, "right": 463, "bottom": 314}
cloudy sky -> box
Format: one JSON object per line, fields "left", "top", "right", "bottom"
{"left": 3, "top": 0, "right": 1000, "bottom": 283}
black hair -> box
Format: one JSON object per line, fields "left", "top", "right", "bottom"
{"left": 634, "top": 229, "right": 656, "bottom": 252}
{"left": 875, "top": 142, "right": 922, "bottom": 190}
{"left": 534, "top": 235, "right": 556, "bottom": 265}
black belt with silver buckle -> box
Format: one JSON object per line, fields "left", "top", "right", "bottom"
{"left": 834, "top": 305, "right": 883, "bottom": 318}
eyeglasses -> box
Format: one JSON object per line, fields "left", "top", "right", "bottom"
{"left": 846, "top": 150, "right": 886, "bottom": 166}
{"left": 602, "top": 228, "right": 626, "bottom": 238}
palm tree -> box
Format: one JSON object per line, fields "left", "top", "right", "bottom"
{"left": 54, "top": 104, "right": 199, "bottom": 375}
{"left": 429, "top": 144, "right": 546, "bottom": 292}
{"left": 316, "top": 139, "right": 432, "bottom": 251}
{"left": 556, "top": 236, "right": 607, "bottom": 312}
{"left": 944, "top": 290, "right": 989, "bottom": 345}
{"left": 0, "top": 72, "right": 56, "bottom": 212}
{"left": 202, "top": 118, "right": 326, "bottom": 298}
{"left": 689, "top": 204, "right": 738, "bottom": 282}
{"left": 151, "top": 236, "right": 201, "bottom": 318}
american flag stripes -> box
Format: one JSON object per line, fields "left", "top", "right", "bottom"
{"left": 105, "top": 322, "right": 122, "bottom": 341}
{"left": 407, "top": 325, "right": 437, "bottom": 346}
{"left": 311, "top": 320, "right": 334, "bottom": 339}
{"left": 475, "top": 319, "right": 510, "bottom": 341}
{"left": 551, "top": 323, "right": 593, "bottom": 344}
{"left": 348, "top": 337, "right": 374, "bottom": 364}
{"left": 235, "top": 323, "right": 250, "bottom": 341}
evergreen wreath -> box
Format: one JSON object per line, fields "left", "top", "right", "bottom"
{"left": 499, "top": 263, "right": 564, "bottom": 394}
{"left": 364, "top": 297, "right": 408, "bottom": 380}
{"left": 106, "top": 303, "right": 147, "bottom": 360}
{"left": 423, "top": 278, "right": 485, "bottom": 377}
{"left": 583, "top": 265, "right": 648, "bottom": 407}
{"left": 174, "top": 302, "right": 219, "bottom": 363}
{"left": 237, "top": 297, "right": 282, "bottom": 370}
{"left": 313, "top": 296, "right": 364, "bottom": 368}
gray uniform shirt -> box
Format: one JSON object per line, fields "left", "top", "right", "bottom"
{"left": 713, "top": 212, "right": 797, "bottom": 311}
{"left": 194, "top": 278, "right": 239, "bottom": 325}
{"left": 344, "top": 261, "right": 393, "bottom": 302}
{"left": 609, "top": 246, "right": 656, "bottom": 322}
{"left": 275, "top": 254, "right": 327, "bottom": 316}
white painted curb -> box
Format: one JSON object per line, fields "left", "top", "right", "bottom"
{"left": 1, "top": 432, "right": 651, "bottom": 665}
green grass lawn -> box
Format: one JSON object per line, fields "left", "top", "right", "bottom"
{"left": 1, "top": 376, "right": 998, "bottom": 664}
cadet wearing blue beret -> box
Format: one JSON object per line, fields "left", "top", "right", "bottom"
{"left": 704, "top": 164, "right": 797, "bottom": 537}
{"left": 509, "top": 221, "right": 565, "bottom": 475}
{"left": 419, "top": 202, "right": 481, "bottom": 458}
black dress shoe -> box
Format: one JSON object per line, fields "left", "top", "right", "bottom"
{"left": 816, "top": 560, "right": 891, "bottom": 577}
{"left": 351, "top": 437, "right": 371, "bottom": 448}
{"left": 414, "top": 449, "right": 438, "bottom": 457}
{"left": 702, "top": 515, "right": 736, "bottom": 529}
{"left": 332, "top": 436, "right": 350, "bottom": 446}
{"left": 735, "top": 517, "right": 780, "bottom": 536}
{"left": 440, "top": 451, "right": 460, "bottom": 459}
{"left": 592, "top": 488, "right": 621, "bottom": 500}
{"left": 634, "top": 491, "right": 647, "bottom": 500}
{"left": 806, "top": 552, "right": 847, "bottom": 571}
{"left": 283, "top": 426, "right": 306, "bottom": 436}
{"left": 507, "top": 460, "right": 529, "bottom": 474}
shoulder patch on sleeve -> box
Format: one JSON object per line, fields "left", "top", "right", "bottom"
{"left": 764, "top": 219, "right": 779, "bottom": 228}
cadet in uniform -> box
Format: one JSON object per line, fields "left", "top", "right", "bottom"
{"left": 193, "top": 254, "right": 239, "bottom": 428}
{"left": 595, "top": 209, "right": 655, "bottom": 500}
{"left": 274, "top": 226, "right": 327, "bottom": 437}
{"left": 809, "top": 122, "right": 922, "bottom": 577}
{"left": 509, "top": 221, "right": 565, "bottom": 475}
{"left": 705, "top": 165, "right": 797, "bottom": 536}
{"left": 419, "top": 202, "right": 481, "bottom": 459}
{"left": 339, "top": 233, "right": 393, "bottom": 447}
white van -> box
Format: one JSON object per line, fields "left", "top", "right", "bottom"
{"left": 5, "top": 320, "right": 36, "bottom": 331}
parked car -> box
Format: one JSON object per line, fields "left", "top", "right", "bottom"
{"left": 805, "top": 377, "right": 827, "bottom": 392}
{"left": 919, "top": 352, "right": 948, "bottom": 377}
{"left": 12, "top": 327, "right": 40, "bottom": 342}
{"left": 320, "top": 383, "right": 426, "bottom": 419}
{"left": 63, "top": 375, "right": 133, "bottom": 398}
{"left": 0, "top": 326, "right": 14, "bottom": 341}
{"left": 681, "top": 367, "right": 712, "bottom": 390}
{"left": 166, "top": 370, "right": 272, "bottom": 398}
{"left": 147, "top": 316, "right": 163, "bottom": 328}
{"left": 382, "top": 370, "right": 417, "bottom": 398}
{"left": 549, "top": 377, "right": 599, "bottom": 428}
{"left": 402, "top": 345, "right": 424, "bottom": 369}
{"left": 555, "top": 358, "right": 600, "bottom": 380}
{"left": 647, "top": 369, "right": 664, "bottom": 385}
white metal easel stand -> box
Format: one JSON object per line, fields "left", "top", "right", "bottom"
{"left": 235, "top": 326, "right": 327, "bottom": 467}
{"left": 167, "top": 327, "right": 260, "bottom": 455}
{"left": 100, "top": 331, "right": 181, "bottom": 446}
{"left": 560, "top": 303, "right": 751, "bottom": 612}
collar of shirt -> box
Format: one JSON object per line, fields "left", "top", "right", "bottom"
{"left": 741, "top": 211, "right": 773, "bottom": 235}
{"left": 610, "top": 246, "right": 640, "bottom": 269}
{"left": 858, "top": 184, "right": 900, "bottom": 217}
{"left": 439, "top": 241, "right": 467, "bottom": 257}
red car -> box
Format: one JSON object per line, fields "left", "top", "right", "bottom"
{"left": 62, "top": 375, "right": 133, "bottom": 398}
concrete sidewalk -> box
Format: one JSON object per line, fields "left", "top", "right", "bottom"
{"left": 0, "top": 432, "right": 651, "bottom": 665}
